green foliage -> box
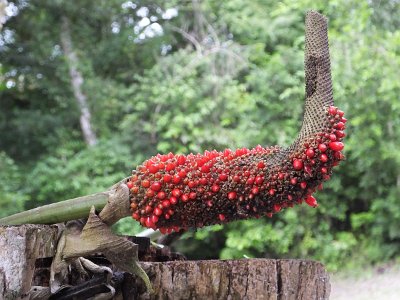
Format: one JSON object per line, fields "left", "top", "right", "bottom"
{"left": 1, "top": 0, "right": 399, "bottom": 271}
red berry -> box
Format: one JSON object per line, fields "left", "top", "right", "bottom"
{"left": 154, "top": 207, "right": 163, "bottom": 216}
{"left": 257, "top": 161, "right": 265, "bottom": 169}
{"left": 172, "top": 189, "right": 181, "bottom": 198}
{"left": 151, "top": 182, "right": 162, "bottom": 192}
{"left": 318, "top": 144, "right": 327, "bottom": 152}
{"left": 211, "top": 184, "right": 220, "bottom": 193}
{"left": 269, "top": 189, "right": 275, "bottom": 196}
{"left": 179, "top": 170, "right": 187, "bottom": 178}
{"left": 306, "top": 149, "right": 315, "bottom": 158}
{"left": 127, "top": 181, "right": 134, "bottom": 189}
{"left": 181, "top": 194, "right": 189, "bottom": 202}
{"left": 166, "top": 163, "right": 175, "bottom": 171}
{"left": 163, "top": 174, "right": 172, "bottom": 183}
{"left": 305, "top": 195, "right": 318, "bottom": 207}
{"left": 219, "top": 173, "right": 228, "bottom": 181}
{"left": 328, "top": 106, "right": 337, "bottom": 115}
{"left": 148, "top": 165, "right": 158, "bottom": 174}
{"left": 290, "top": 178, "right": 297, "bottom": 185}
{"left": 157, "top": 191, "right": 166, "bottom": 199}
{"left": 255, "top": 176, "right": 264, "bottom": 185}
{"left": 300, "top": 182, "right": 307, "bottom": 189}
{"left": 251, "top": 187, "right": 259, "bottom": 194}
{"left": 172, "top": 175, "right": 181, "bottom": 184}
{"left": 329, "top": 142, "right": 344, "bottom": 151}
{"left": 200, "top": 177, "right": 208, "bottom": 185}
{"left": 335, "top": 122, "right": 345, "bottom": 130}
{"left": 320, "top": 154, "right": 328, "bottom": 163}
{"left": 189, "top": 192, "right": 197, "bottom": 200}
{"left": 170, "top": 196, "right": 178, "bottom": 205}
{"left": 233, "top": 175, "right": 241, "bottom": 182}
{"left": 321, "top": 167, "right": 328, "bottom": 174}
{"left": 293, "top": 159, "right": 303, "bottom": 170}
{"left": 162, "top": 200, "right": 171, "bottom": 208}
{"left": 218, "top": 214, "right": 226, "bottom": 221}
{"left": 329, "top": 134, "right": 337, "bottom": 141}
{"left": 151, "top": 215, "right": 159, "bottom": 224}
{"left": 141, "top": 180, "right": 150, "bottom": 188}
{"left": 227, "top": 191, "right": 237, "bottom": 200}
{"left": 177, "top": 155, "right": 186, "bottom": 165}
{"left": 273, "top": 204, "right": 281, "bottom": 212}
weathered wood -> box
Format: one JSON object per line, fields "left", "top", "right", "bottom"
{"left": 0, "top": 225, "right": 330, "bottom": 300}
{"left": 0, "top": 225, "right": 59, "bottom": 299}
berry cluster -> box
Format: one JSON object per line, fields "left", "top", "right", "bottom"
{"left": 128, "top": 106, "right": 346, "bottom": 234}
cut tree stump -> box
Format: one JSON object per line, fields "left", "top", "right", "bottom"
{"left": 0, "top": 225, "right": 330, "bottom": 300}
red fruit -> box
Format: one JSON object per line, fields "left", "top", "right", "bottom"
{"left": 201, "top": 165, "right": 210, "bottom": 173}
{"left": 188, "top": 181, "right": 197, "bottom": 188}
{"left": 127, "top": 181, "right": 134, "bottom": 189}
{"left": 189, "top": 192, "right": 197, "bottom": 200}
{"left": 162, "top": 200, "right": 170, "bottom": 208}
{"left": 335, "top": 122, "right": 345, "bottom": 130}
{"left": 278, "top": 173, "right": 285, "bottom": 180}
{"left": 251, "top": 187, "right": 259, "bottom": 194}
{"left": 246, "top": 177, "right": 255, "bottom": 185}
{"left": 153, "top": 207, "right": 162, "bottom": 216}
{"left": 200, "top": 177, "right": 208, "bottom": 185}
{"left": 335, "top": 131, "right": 345, "bottom": 138}
{"left": 148, "top": 165, "right": 158, "bottom": 174}
{"left": 218, "top": 214, "right": 226, "bottom": 221}
{"left": 146, "top": 190, "right": 154, "bottom": 198}
{"left": 179, "top": 170, "right": 187, "bottom": 178}
{"left": 163, "top": 174, "right": 172, "bottom": 183}
{"left": 151, "top": 181, "right": 162, "bottom": 192}
{"left": 257, "top": 161, "right": 265, "bottom": 169}
{"left": 141, "top": 180, "right": 150, "bottom": 188}
{"left": 233, "top": 175, "right": 241, "bottom": 182}
{"left": 318, "top": 144, "right": 327, "bottom": 152}
{"left": 170, "top": 196, "right": 178, "bottom": 205}
{"left": 166, "top": 163, "right": 175, "bottom": 171}
{"left": 228, "top": 191, "right": 237, "bottom": 200}
{"left": 290, "top": 177, "right": 297, "bottom": 185}
{"left": 157, "top": 191, "right": 166, "bottom": 199}
{"left": 300, "top": 182, "right": 307, "bottom": 189}
{"left": 173, "top": 175, "right": 181, "bottom": 184}
{"left": 145, "top": 205, "right": 153, "bottom": 214}
{"left": 306, "top": 149, "right": 315, "bottom": 158}
{"left": 329, "top": 134, "right": 337, "bottom": 141}
{"left": 328, "top": 106, "right": 337, "bottom": 115}
{"left": 177, "top": 155, "right": 186, "bottom": 165}
{"left": 219, "top": 173, "right": 228, "bottom": 181}
{"left": 320, "top": 154, "right": 328, "bottom": 163}
{"left": 305, "top": 195, "right": 318, "bottom": 207}
{"left": 293, "top": 159, "right": 303, "bottom": 170}
{"left": 321, "top": 167, "right": 328, "bottom": 174}
{"left": 164, "top": 213, "right": 170, "bottom": 220}
{"left": 151, "top": 215, "right": 159, "bottom": 224}
{"left": 341, "top": 117, "right": 347, "bottom": 123}
{"left": 255, "top": 176, "right": 264, "bottom": 185}
{"left": 172, "top": 189, "right": 181, "bottom": 198}
{"left": 132, "top": 213, "right": 140, "bottom": 220}
{"left": 273, "top": 204, "right": 281, "bottom": 212}
{"left": 337, "top": 110, "right": 344, "bottom": 117}
{"left": 269, "top": 189, "right": 275, "bottom": 196}
{"left": 145, "top": 217, "right": 155, "bottom": 228}
{"left": 181, "top": 194, "right": 189, "bottom": 202}
{"left": 304, "top": 165, "right": 312, "bottom": 175}
{"left": 211, "top": 184, "right": 220, "bottom": 193}
{"left": 329, "top": 142, "right": 344, "bottom": 151}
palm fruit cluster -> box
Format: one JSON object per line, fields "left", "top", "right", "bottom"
{"left": 127, "top": 105, "right": 346, "bottom": 234}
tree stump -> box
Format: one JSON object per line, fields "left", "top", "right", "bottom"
{"left": 0, "top": 225, "right": 330, "bottom": 299}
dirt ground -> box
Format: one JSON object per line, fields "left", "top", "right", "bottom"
{"left": 330, "top": 263, "right": 400, "bottom": 300}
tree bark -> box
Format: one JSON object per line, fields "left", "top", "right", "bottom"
{"left": 60, "top": 16, "right": 97, "bottom": 146}
{"left": 0, "top": 225, "right": 330, "bottom": 299}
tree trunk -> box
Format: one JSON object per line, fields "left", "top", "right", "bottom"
{"left": 0, "top": 225, "right": 330, "bottom": 299}
{"left": 60, "top": 16, "right": 97, "bottom": 146}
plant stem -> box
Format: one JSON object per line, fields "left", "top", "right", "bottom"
{"left": 0, "top": 192, "right": 108, "bottom": 225}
